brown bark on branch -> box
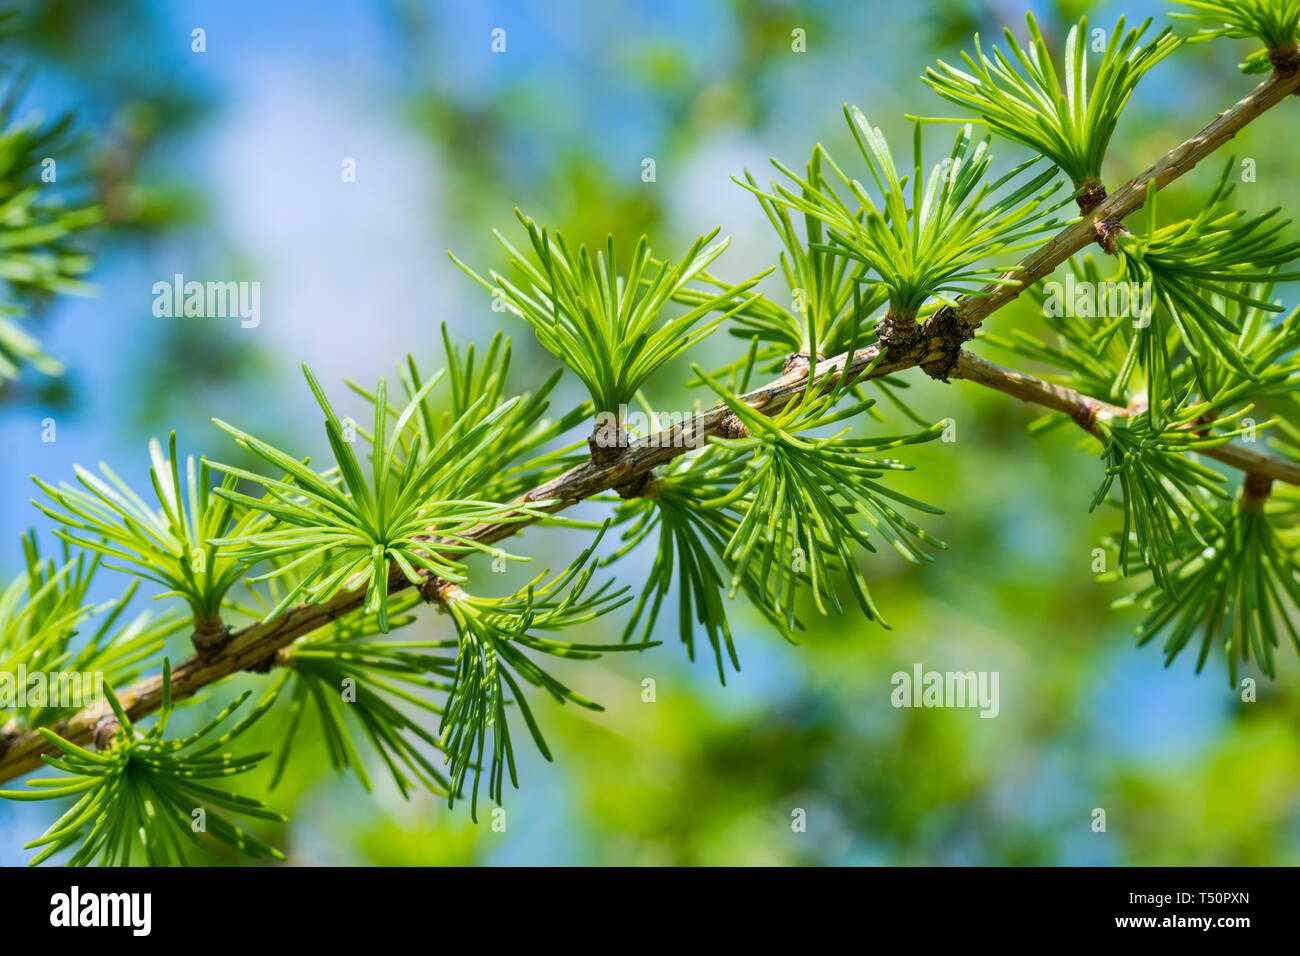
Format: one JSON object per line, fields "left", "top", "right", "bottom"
{"left": 949, "top": 351, "right": 1300, "bottom": 486}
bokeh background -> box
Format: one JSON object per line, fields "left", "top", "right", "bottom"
{"left": 2, "top": 0, "right": 1298, "bottom": 865}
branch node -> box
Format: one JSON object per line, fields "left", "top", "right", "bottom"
{"left": 191, "top": 616, "right": 231, "bottom": 656}
{"left": 92, "top": 715, "right": 120, "bottom": 752}
{"left": 1269, "top": 44, "right": 1300, "bottom": 78}
{"left": 1092, "top": 217, "right": 1125, "bottom": 255}
{"left": 1076, "top": 180, "right": 1108, "bottom": 214}
{"left": 717, "top": 411, "right": 749, "bottom": 440}
{"left": 783, "top": 351, "right": 821, "bottom": 376}
{"left": 587, "top": 431, "right": 624, "bottom": 465}
{"left": 419, "top": 575, "right": 462, "bottom": 608}
{"left": 875, "top": 311, "right": 922, "bottom": 356}
{"left": 1071, "top": 399, "right": 1101, "bottom": 431}
{"left": 918, "top": 306, "right": 976, "bottom": 382}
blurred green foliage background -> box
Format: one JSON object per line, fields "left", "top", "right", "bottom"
{"left": 1, "top": 0, "right": 1298, "bottom": 865}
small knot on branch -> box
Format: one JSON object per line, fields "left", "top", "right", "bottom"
{"left": 1070, "top": 399, "right": 1101, "bottom": 431}
{"left": 1076, "top": 180, "right": 1108, "bottom": 215}
{"left": 875, "top": 310, "right": 922, "bottom": 355}
{"left": 782, "top": 352, "right": 821, "bottom": 376}
{"left": 587, "top": 426, "right": 625, "bottom": 466}
{"left": 1269, "top": 44, "right": 1300, "bottom": 78}
{"left": 419, "top": 575, "right": 462, "bottom": 608}
{"left": 716, "top": 412, "right": 749, "bottom": 440}
{"left": 918, "top": 306, "right": 976, "bottom": 382}
{"left": 191, "top": 616, "right": 231, "bottom": 656}
{"left": 1242, "top": 472, "right": 1273, "bottom": 510}
{"left": 1092, "top": 217, "right": 1125, "bottom": 255}
{"left": 93, "top": 715, "right": 120, "bottom": 752}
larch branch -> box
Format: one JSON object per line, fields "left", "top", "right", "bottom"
{"left": 950, "top": 351, "right": 1300, "bottom": 486}
{"left": 2, "top": 67, "right": 1298, "bottom": 785}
